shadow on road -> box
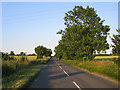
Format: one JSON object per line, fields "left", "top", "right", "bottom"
{"left": 29, "top": 58, "right": 86, "bottom": 88}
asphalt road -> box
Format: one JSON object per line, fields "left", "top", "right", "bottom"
{"left": 29, "top": 57, "right": 119, "bottom": 89}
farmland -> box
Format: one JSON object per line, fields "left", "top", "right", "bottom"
{"left": 12, "top": 56, "right": 37, "bottom": 61}
{"left": 11, "top": 55, "right": 50, "bottom": 61}
{"left": 94, "top": 56, "right": 119, "bottom": 60}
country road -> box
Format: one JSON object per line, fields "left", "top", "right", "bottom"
{"left": 29, "top": 57, "right": 119, "bottom": 89}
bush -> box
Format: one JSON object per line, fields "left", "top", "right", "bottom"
{"left": 2, "top": 53, "right": 9, "bottom": 61}
{"left": 113, "top": 57, "right": 120, "bottom": 67}
{"left": 2, "top": 60, "right": 30, "bottom": 77}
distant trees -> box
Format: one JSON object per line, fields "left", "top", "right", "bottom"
{"left": 9, "top": 51, "right": 15, "bottom": 55}
{"left": 35, "top": 45, "right": 52, "bottom": 59}
{"left": 19, "top": 52, "right": 26, "bottom": 56}
{"left": 1, "top": 52, "right": 9, "bottom": 61}
{"left": 27, "top": 53, "right": 36, "bottom": 56}
{"left": 110, "top": 29, "right": 120, "bottom": 55}
{"left": 9, "top": 51, "right": 15, "bottom": 60}
{"left": 55, "top": 6, "right": 110, "bottom": 61}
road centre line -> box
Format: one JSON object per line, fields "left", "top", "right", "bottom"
{"left": 73, "top": 81, "right": 81, "bottom": 90}
{"left": 63, "top": 70, "right": 69, "bottom": 77}
{"left": 55, "top": 60, "right": 81, "bottom": 89}
{"left": 59, "top": 66, "right": 62, "bottom": 69}
{"left": 55, "top": 60, "right": 69, "bottom": 77}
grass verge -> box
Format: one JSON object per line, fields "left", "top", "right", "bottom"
{"left": 61, "top": 59, "right": 119, "bottom": 82}
{"left": 2, "top": 65, "right": 41, "bottom": 88}
{"left": 2, "top": 56, "right": 50, "bottom": 89}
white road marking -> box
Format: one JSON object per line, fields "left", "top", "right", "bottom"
{"left": 63, "top": 70, "right": 69, "bottom": 77}
{"left": 59, "top": 66, "right": 62, "bottom": 69}
{"left": 54, "top": 60, "right": 69, "bottom": 77}
{"left": 73, "top": 81, "right": 81, "bottom": 90}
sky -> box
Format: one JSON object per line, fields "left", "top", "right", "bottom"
{"left": 2, "top": 2, "right": 118, "bottom": 55}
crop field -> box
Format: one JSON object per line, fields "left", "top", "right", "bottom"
{"left": 13, "top": 56, "right": 37, "bottom": 61}
{"left": 13, "top": 56, "right": 50, "bottom": 61}
{"left": 94, "top": 56, "right": 119, "bottom": 60}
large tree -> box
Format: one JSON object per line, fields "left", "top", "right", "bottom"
{"left": 55, "top": 6, "right": 110, "bottom": 61}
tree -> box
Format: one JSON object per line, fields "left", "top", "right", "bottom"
{"left": 9, "top": 51, "right": 15, "bottom": 56}
{"left": 55, "top": 6, "right": 110, "bottom": 61}
{"left": 28, "top": 53, "right": 36, "bottom": 56}
{"left": 20, "top": 52, "right": 26, "bottom": 56}
{"left": 45, "top": 49, "right": 52, "bottom": 57}
{"left": 1, "top": 52, "right": 9, "bottom": 61}
{"left": 9, "top": 51, "right": 15, "bottom": 60}
{"left": 110, "top": 29, "right": 120, "bottom": 55}
{"left": 35, "top": 45, "right": 52, "bottom": 59}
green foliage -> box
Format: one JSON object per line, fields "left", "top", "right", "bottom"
{"left": 113, "top": 57, "right": 120, "bottom": 67}
{"left": 55, "top": 6, "right": 110, "bottom": 61}
{"left": 9, "top": 51, "right": 15, "bottom": 55}
{"left": 30, "top": 58, "right": 50, "bottom": 64}
{"left": 2, "top": 60, "right": 30, "bottom": 77}
{"left": 35, "top": 45, "right": 52, "bottom": 59}
{"left": 2, "top": 65, "right": 41, "bottom": 88}
{"left": 110, "top": 29, "right": 120, "bottom": 55}
{"left": 20, "top": 52, "right": 26, "bottom": 56}
{"left": 1, "top": 52, "right": 9, "bottom": 61}
{"left": 27, "top": 53, "right": 36, "bottom": 56}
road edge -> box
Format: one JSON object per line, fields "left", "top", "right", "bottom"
{"left": 59, "top": 59, "right": 120, "bottom": 86}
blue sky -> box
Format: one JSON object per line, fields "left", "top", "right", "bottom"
{"left": 2, "top": 2, "right": 118, "bottom": 55}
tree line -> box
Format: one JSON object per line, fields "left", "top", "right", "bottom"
{"left": 54, "top": 6, "right": 120, "bottom": 61}
{"left": 1, "top": 45, "right": 52, "bottom": 61}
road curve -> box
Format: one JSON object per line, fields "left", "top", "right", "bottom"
{"left": 29, "top": 57, "right": 119, "bottom": 89}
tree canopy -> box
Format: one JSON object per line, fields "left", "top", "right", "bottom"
{"left": 110, "top": 29, "right": 120, "bottom": 55}
{"left": 35, "top": 45, "right": 52, "bottom": 59}
{"left": 55, "top": 6, "right": 110, "bottom": 61}
{"left": 9, "top": 51, "right": 15, "bottom": 55}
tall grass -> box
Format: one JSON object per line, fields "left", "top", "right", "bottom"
{"left": 61, "top": 59, "right": 119, "bottom": 82}
{"left": 2, "top": 60, "right": 30, "bottom": 77}
{"left": 2, "top": 65, "right": 41, "bottom": 88}
{"left": 2, "top": 56, "right": 50, "bottom": 88}
{"left": 80, "top": 60, "right": 119, "bottom": 81}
